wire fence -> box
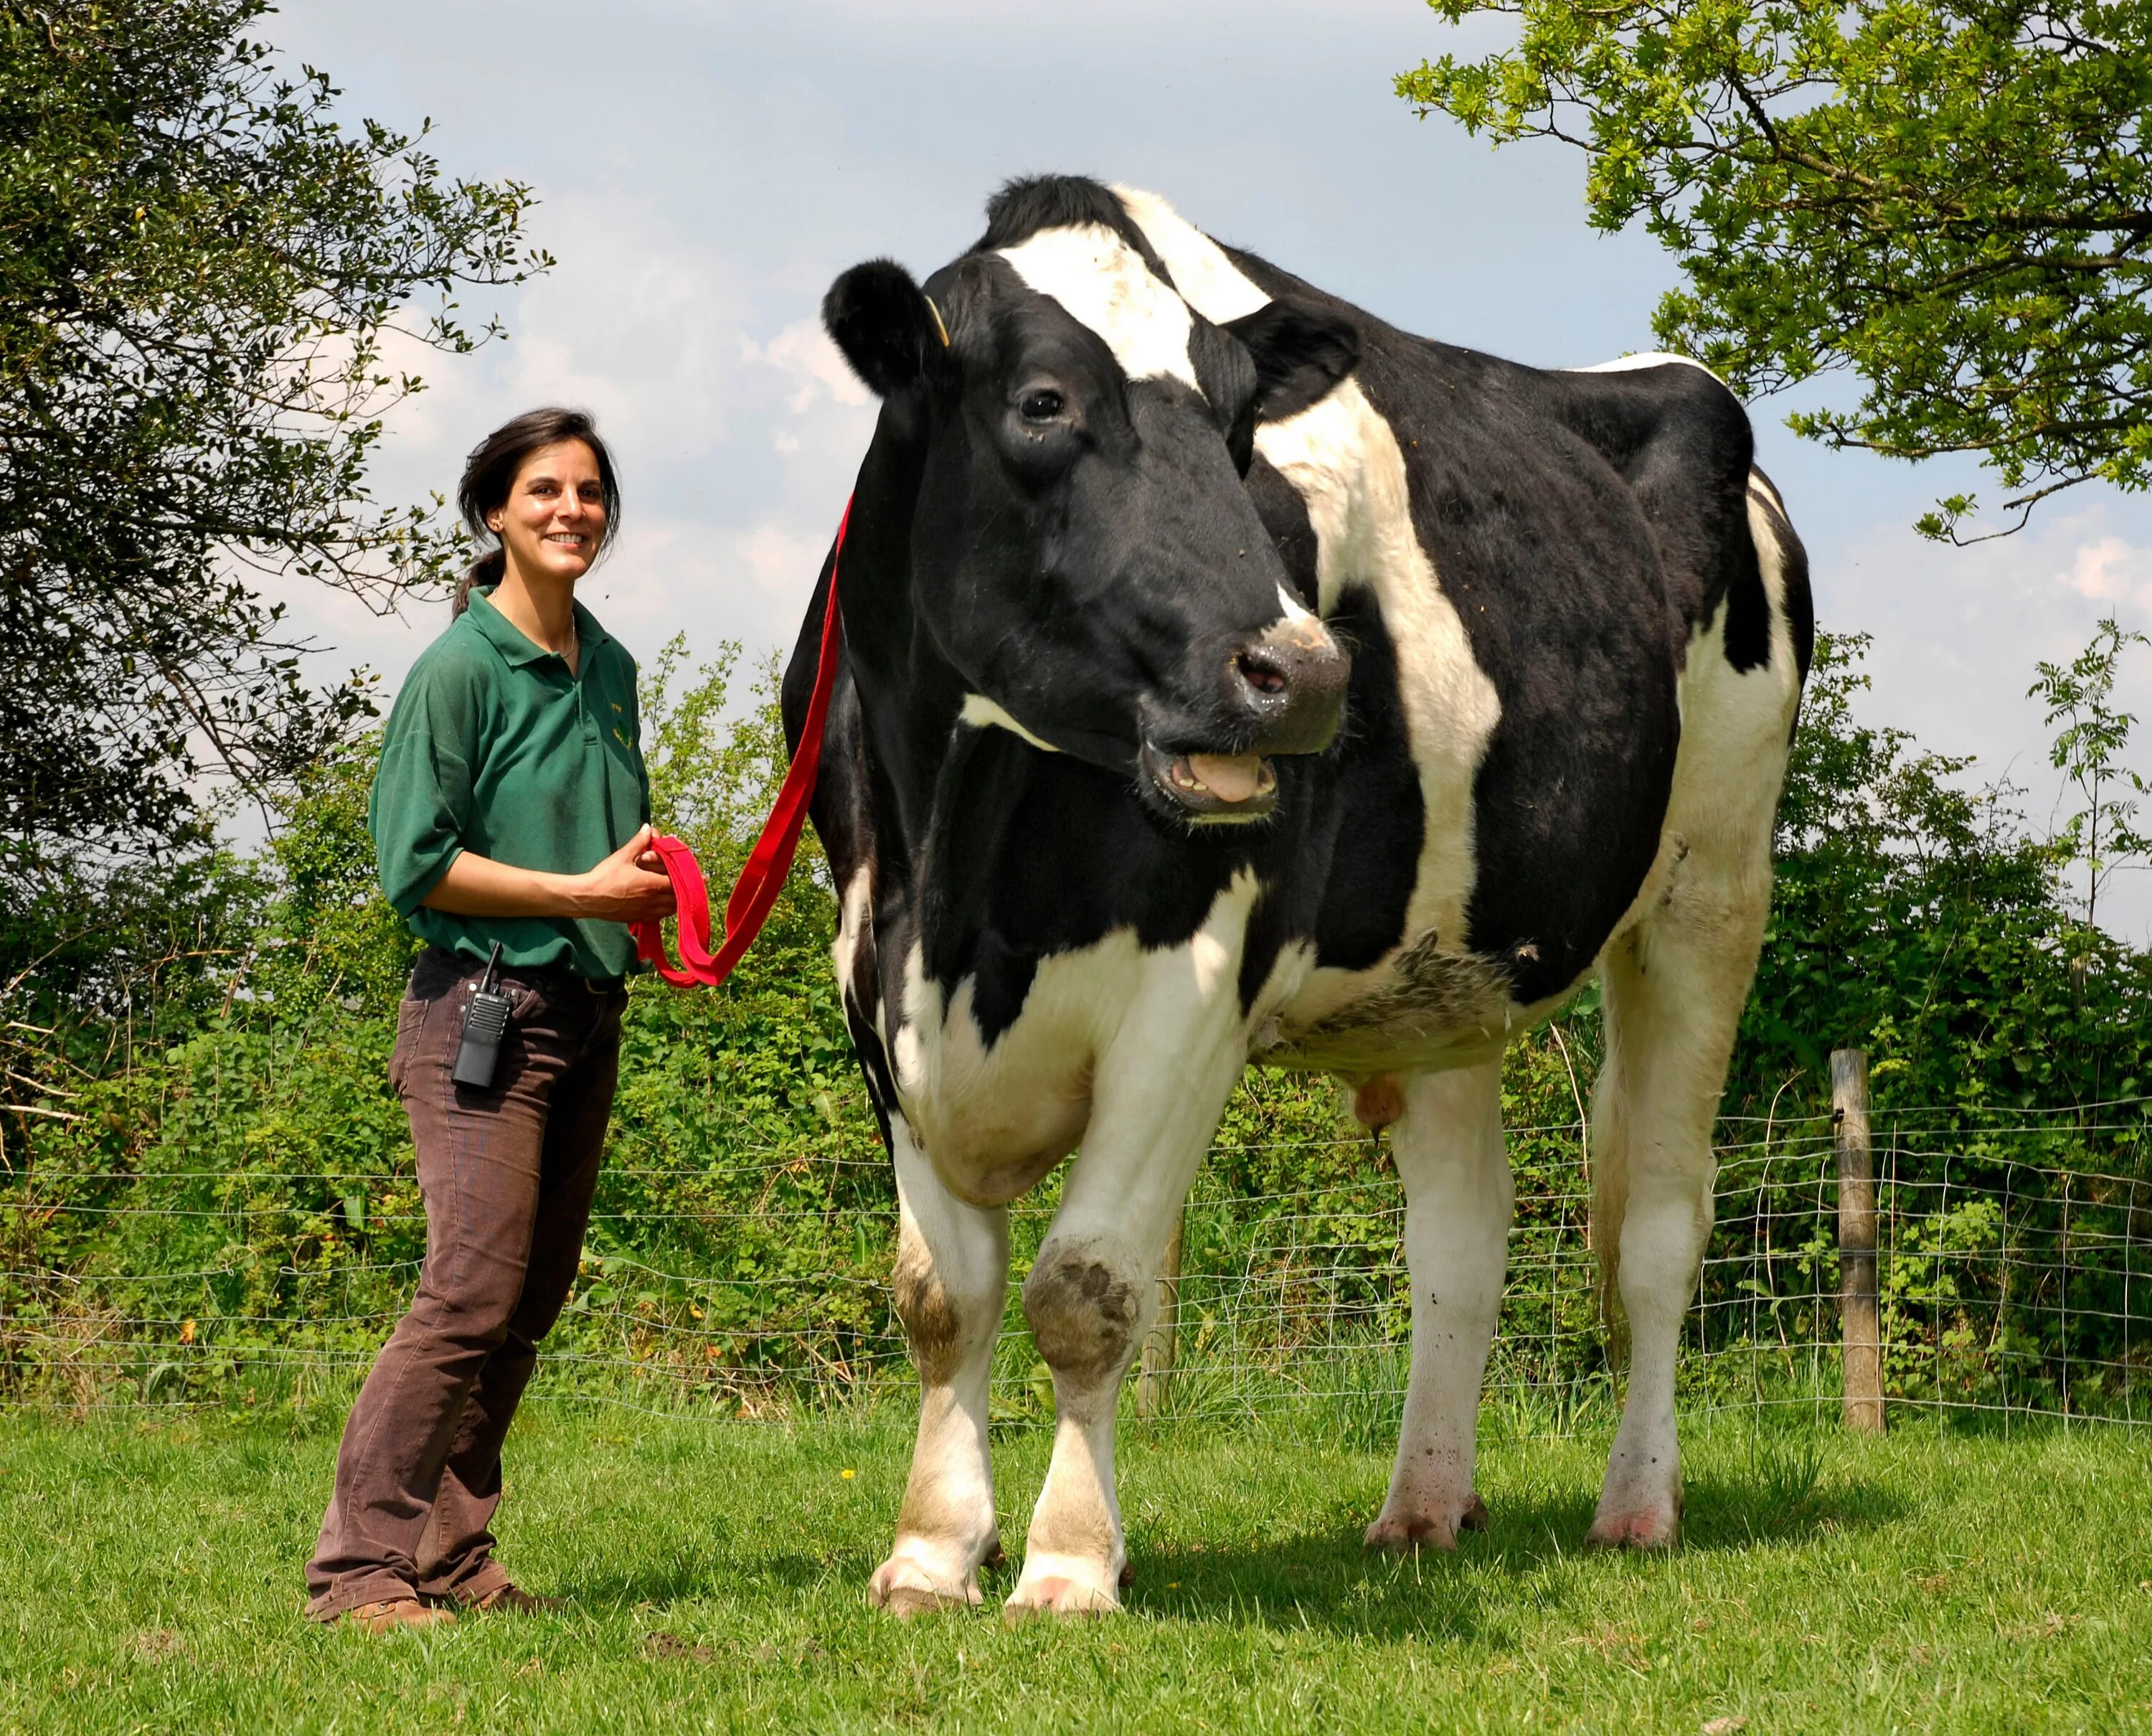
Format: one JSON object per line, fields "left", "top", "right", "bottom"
{"left": 4, "top": 1102, "right": 2150, "bottom": 1435}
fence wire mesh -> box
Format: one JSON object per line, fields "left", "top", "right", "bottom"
{"left": 4, "top": 1102, "right": 2149, "bottom": 1433}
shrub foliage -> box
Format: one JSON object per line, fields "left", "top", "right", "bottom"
{"left": 2, "top": 631, "right": 2147, "bottom": 1419}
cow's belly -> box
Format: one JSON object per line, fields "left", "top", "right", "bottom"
{"left": 1261, "top": 948, "right": 1527, "bottom": 1076}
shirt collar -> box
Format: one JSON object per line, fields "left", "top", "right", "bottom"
{"left": 466, "top": 586, "right": 610, "bottom": 669}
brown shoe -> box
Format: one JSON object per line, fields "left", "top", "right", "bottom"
{"left": 468, "top": 1583, "right": 559, "bottom": 1615}
{"left": 342, "top": 1599, "right": 455, "bottom": 1635}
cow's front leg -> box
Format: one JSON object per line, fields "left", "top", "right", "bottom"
{"left": 1004, "top": 923, "right": 1252, "bottom": 1618}
{"left": 1365, "top": 1058, "right": 1511, "bottom": 1552}
{"left": 871, "top": 1121, "right": 1010, "bottom": 1616}
{"left": 1002, "top": 1225, "right": 1156, "bottom": 1615}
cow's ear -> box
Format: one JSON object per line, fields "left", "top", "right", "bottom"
{"left": 823, "top": 259, "right": 950, "bottom": 397}
{"left": 1225, "top": 299, "right": 1359, "bottom": 423}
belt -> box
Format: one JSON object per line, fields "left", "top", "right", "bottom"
{"left": 413, "top": 945, "right": 624, "bottom": 999}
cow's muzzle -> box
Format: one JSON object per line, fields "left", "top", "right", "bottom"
{"left": 1141, "top": 613, "right": 1349, "bottom": 822}
{"left": 1227, "top": 614, "right": 1349, "bottom": 756}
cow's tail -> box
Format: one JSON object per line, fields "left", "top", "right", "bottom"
{"left": 1588, "top": 1012, "right": 1631, "bottom": 1367}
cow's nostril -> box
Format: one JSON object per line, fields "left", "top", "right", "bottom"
{"left": 1236, "top": 651, "right": 1289, "bottom": 697}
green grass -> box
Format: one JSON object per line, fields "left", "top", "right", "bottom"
{"left": 3, "top": 1403, "right": 2149, "bottom": 1732}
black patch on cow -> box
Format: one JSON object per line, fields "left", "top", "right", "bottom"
{"left": 978, "top": 174, "right": 1175, "bottom": 284}
{"left": 1303, "top": 601, "right": 1422, "bottom": 973}
{"left": 1224, "top": 248, "right": 1759, "bottom": 1004}
{"left": 1331, "top": 341, "right": 1686, "bottom": 1002}
{"left": 1245, "top": 454, "right": 1318, "bottom": 608}
{"left": 1719, "top": 537, "right": 1772, "bottom": 671}
{"left": 844, "top": 999, "right": 898, "bottom": 1153}
{"left": 785, "top": 639, "right": 907, "bottom": 1154}
{"left": 931, "top": 732, "right": 1317, "bottom": 1047}
{"left": 1225, "top": 298, "right": 1361, "bottom": 424}
{"left": 1559, "top": 365, "right": 1755, "bottom": 643}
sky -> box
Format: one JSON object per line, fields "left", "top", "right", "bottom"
{"left": 265, "top": 0, "right": 2152, "bottom": 935}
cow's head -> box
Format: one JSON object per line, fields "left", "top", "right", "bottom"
{"left": 822, "top": 177, "right": 1357, "bottom": 824}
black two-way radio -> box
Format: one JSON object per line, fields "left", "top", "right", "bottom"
{"left": 451, "top": 942, "right": 513, "bottom": 1089}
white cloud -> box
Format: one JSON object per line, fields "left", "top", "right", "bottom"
{"left": 744, "top": 318, "right": 870, "bottom": 415}
{"left": 2062, "top": 534, "right": 2152, "bottom": 608}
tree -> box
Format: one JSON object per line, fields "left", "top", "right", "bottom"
{"left": 2030, "top": 616, "right": 2149, "bottom": 935}
{"left": 0, "top": 0, "right": 547, "bottom": 879}
{"left": 1397, "top": 2, "right": 2152, "bottom": 541}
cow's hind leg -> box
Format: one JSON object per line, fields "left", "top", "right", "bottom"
{"left": 1365, "top": 1058, "right": 1509, "bottom": 1552}
{"left": 871, "top": 1121, "right": 1010, "bottom": 1615}
{"left": 1587, "top": 848, "right": 1770, "bottom": 1549}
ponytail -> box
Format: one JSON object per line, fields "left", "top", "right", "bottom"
{"left": 451, "top": 547, "right": 506, "bottom": 618}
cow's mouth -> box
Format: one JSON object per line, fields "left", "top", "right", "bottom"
{"left": 1141, "top": 742, "right": 1279, "bottom": 821}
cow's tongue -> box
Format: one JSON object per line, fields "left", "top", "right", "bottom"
{"left": 1188, "top": 753, "right": 1264, "bottom": 803}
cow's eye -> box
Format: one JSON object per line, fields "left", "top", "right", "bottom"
{"left": 1018, "top": 388, "right": 1065, "bottom": 424}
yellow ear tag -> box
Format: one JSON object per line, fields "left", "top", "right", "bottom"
{"left": 924, "top": 294, "right": 951, "bottom": 349}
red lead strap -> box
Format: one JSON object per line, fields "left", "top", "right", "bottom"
{"left": 631, "top": 496, "right": 851, "bottom": 989}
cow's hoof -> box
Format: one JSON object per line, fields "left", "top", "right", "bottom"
{"left": 1364, "top": 1492, "right": 1488, "bottom": 1554}
{"left": 869, "top": 1557, "right": 981, "bottom": 1618}
{"left": 1584, "top": 1505, "right": 1681, "bottom": 1550}
{"left": 1003, "top": 1574, "right": 1120, "bottom": 1621}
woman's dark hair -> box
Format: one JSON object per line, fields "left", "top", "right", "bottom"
{"left": 453, "top": 407, "right": 622, "bottom": 616}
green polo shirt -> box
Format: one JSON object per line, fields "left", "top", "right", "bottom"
{"left": 369, "top": 586, "right": 651, "bottom": 981}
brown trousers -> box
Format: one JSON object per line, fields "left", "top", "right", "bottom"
{"left": 305, "top": 947, "right": 626, "bottom": 1618}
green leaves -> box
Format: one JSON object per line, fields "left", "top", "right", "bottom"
{"left": 1399, "top": 1, "right": 2152, "bottom": 537}
{"left": 2029, "top": 616, "right": 2150, "bottom": 933}
{"left": 1740, "top": 629, "right": 2152, "bottom": 1123}
{"left": 0, "top": 1, "right": 547, "bottom": 874}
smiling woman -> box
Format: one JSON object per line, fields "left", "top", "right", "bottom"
{"left": 302, "top": 408, "right": 677, "bottom": 1634}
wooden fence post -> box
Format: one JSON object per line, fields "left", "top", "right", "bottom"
{"left": 1136, "top": 1207, "right": 1185, "bottom": 1422}
{"left": 1832, "top": 1047, "right": 1886, "bottom": 1434}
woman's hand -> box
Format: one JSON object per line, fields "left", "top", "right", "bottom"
{"left": 419, "top": 826, "right": 676, "bottom": 924}
{"left": 572, "top": 826, "right": 676, "bottom": 923}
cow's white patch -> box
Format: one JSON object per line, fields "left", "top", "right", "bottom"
{"left": 1275, "top": 582, "right": 1316, "bottom": 623}
{"left": 1747, "top": 470, "right": 1789, "bottom": 520}
{"left": 997, "top": 225, "right": 1199, "bottom": 391}
{"left": 832, "top": 867, "right": 874, "bottom": 1007}
{"left": 1110, "top": 185, "right": 1270, "bottom": 323}
{"left": 1569, "top": 351, "right": 1729, "bottom": 387}
{"left": 879, "top": 874, "right": 1276, "bottom": 1610}
{"left": 958, "top": 693, "right": 1061, "bottom": 753}
{"left": 1256, "top": 378, "right": 1505, "bottom": 1057}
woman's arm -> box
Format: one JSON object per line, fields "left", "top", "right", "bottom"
{"left": 420, "top": 825, "right": 675, "bottom": 924}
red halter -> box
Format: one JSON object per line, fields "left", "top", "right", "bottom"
{"left": 631, "top": 496, "right": 850, "bottom": 989}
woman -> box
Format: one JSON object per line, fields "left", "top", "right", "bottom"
{"left": 304, "top": 408, "right": 674, "bottom": 1633}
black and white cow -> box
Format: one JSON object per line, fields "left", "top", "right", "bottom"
{"left": 784, "top": 176, "right": 1812, "bottom": 1617}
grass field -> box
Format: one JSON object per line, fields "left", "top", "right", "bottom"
{"left": 2, "top": 1402, "right": 2148, "bottom": 1733}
